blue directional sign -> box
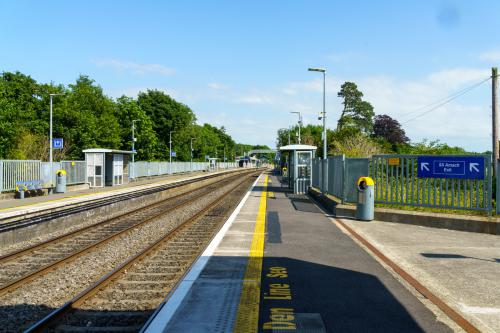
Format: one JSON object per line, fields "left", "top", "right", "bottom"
{"left": 170, "top": 151, "right": 176, "bottom": 157}
{"left": 417, "top": 156, "right": 485, "bottom": 180}
{"left": 53, "top": 138, "right": 63, "bottom": 149}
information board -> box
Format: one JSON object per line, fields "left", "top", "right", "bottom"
{"left": 53, "top": 138, "right": 63, "bottom": 149}
{"left": 417, "top": 156, "right": 485, "bottom": 180}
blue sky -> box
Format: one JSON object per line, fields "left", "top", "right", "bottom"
{"left": 1, "top": 1, "right": 500, "bottom": 151}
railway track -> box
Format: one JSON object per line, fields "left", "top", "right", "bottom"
{"left": 0, "top": 171, "right": 251, "bottom": 298}
{"left": 25, "top": 171, "right": 259, "bottom": 332}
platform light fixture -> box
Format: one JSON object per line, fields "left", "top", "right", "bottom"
{"left": 190, "top": 137, "right": 196, "bottom": 171}
{"left": 169, "top": 130, "right": 175, "bottom": 174}
{"left": 131, "top": 119, "right": 141, "bottom": 178}
{"left": 49, "top": 93, "right": 65, "bottom": 187}
{"left": 308, "top": 67, "right": 327, "bottom": 192}
{"left": 290, "top": 111, "right": 302, "bottom": 144}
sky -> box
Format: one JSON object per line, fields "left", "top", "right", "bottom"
{"left": 1, "top": 1, "right": 500, "bottom": 152}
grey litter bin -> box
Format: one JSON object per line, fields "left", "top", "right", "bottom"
{"left": 55, "top": 170, "right": 67, "bottom": 193}
{"left": 355, "top": 176, "right": 375, "bottom": 221}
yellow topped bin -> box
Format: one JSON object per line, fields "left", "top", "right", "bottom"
{"left": 55, "top": 169, "right": 67, "bottom": 193}
{"left": 355, "top": 176, "right": 375, "bottom": 221}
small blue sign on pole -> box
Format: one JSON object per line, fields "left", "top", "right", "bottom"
{"left": 170, "top": 151, "right": 176, "bottom": 157}
{"left": 53, "top": 138, "right": 63, "bottom": 149}
{"left": 417, "top": 156, "right": 485, "bottom": 180}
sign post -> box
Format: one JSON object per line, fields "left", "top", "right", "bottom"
{"left": 417, "top": 156, "right": 485, "bottom": 180}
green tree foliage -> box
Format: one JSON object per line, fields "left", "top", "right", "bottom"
{"left": 0, "top": 71, "right": 255, "bottom": 161}
{"left": 115, "top": 96, "right": 158, "bottom": 160}
{"left": 398, "top": 139, "right": 468, "bottom": 155}
{"left": 337, "top": 82, "right": 375, "bottom": 134}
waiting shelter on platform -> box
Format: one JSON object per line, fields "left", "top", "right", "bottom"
{"left": 83, "top": 148, "right": 135, "bottom": 187}
{"left": 279, "top": 144, "right": 317, "bottom": 194}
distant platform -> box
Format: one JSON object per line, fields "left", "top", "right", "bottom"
{"left": 0, "top": 169, "right": 240, "bottom": 221}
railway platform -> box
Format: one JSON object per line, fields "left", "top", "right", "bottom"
{"left": 0, "top": 169, "right": 239, "bottom": 221}
{"left": 144, "top": 172, "right": 500, "bottom": 332}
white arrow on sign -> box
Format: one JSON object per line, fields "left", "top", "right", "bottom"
{"left": 470, "top": 163, "right": 480, "bottom": 172}
{"left": 420, "top": 162, "right": 430, "bottom": 171}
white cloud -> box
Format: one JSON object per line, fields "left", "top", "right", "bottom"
{"left": 208, "top": 82, "right": 229, "bottom": 90}
{"left": 235, "top": 93, "right": 275, "bottom": 105}
{"left": 107, "top": 86, "right": 180, "bottom": 99}
{"left": 93, "top": 59, "right": 174, "bottom": 76}
{"left": 427, "top": 68, "right": 489, "bottom": 89}
{"left": 479, "top": 50, "right": 500, "bottom": 62}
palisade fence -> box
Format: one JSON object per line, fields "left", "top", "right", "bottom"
{"left": 1, "top": 160, "right": 239, "bottom": 193}
{"left": 311, "top": 154, "right": 492, "bottom": 212}
{"left": 312, "top": 155, "right": 369, "bottom": 203}
{"left": 371, "top": 155, "right": 492, "bottom": 212}
{"left": 131, "top": 161, "right": 211, "bottom": 178}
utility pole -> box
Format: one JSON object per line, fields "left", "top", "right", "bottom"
{"left": 493, "top": 67, "right": 498, "bottom": 176}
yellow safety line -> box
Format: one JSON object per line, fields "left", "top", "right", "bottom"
{"left": 233, "top": 174, "right": 268, "bottom": 333}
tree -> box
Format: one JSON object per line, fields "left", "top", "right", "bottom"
{"left": 337, "top": 82, "right": 374, "bottom": 134}
{"left": 138, "top": 89, "right": 196, "bottom": 160}
{"left": 373, "top": 114, "right": 409, "bottom": 146}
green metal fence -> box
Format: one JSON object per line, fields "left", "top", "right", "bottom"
{"left": 371, "top": 154, "right": 492, "bottom": 212}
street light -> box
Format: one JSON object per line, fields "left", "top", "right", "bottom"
{"left": 49, "top": 93, "right": 64, "bottom": 187}
{"left": 131, "top": 119, "right": 140, "bottom": 179}
{"left": 169, "top": 130, "right": 175, "bottom": 174}
{"left": 308, "top": 67, "right": 327, "bottom": 192}
{"left": 190, "top": 137, "right": 195, "bottom": 171}
{"left": 290, "top": 111, "right": 302, "bottom": 144}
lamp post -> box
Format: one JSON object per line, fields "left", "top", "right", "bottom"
{"left": 49, "top": 93, "right": 64, "bottom": 187}
{"left": 190, "top": 137, "right": 195, "bottom": 172}
{"left": 308, "top": 67, "right": 327, "bottom": 192}
{"left": 291, "top": 111, "right": 302, "bottom": 144}
{"left": 131, "top": 119, "right": 140, "bottom": 178}
{"left": 169, "top": 130, "right": 175, "bottom": 174}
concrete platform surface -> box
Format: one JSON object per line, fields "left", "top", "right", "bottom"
{"left": 341, "top": 218, "right": 500, "bottom": 333}
{"left": 0, "top": 169, "right": 239, "bottom": 220}
{"left": 260, "top": 175, "right": 452, "bottom": 333}
{"left": 145, "top": 173, "right": 460, "bottom": 333}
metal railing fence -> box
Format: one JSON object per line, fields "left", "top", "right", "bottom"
{"left": 61, "top": 161, "right": 86, "bottom": 185}
{"left": 0, "top": 159, "right": 239, "bottom": 193}
{"left": 130, "top": 161, "right": 211, "bottom": 178}
{"left": 0, "top": 160, "right": 41, "bottom": 192}
{"left": 371, "top": 155, "right": 492, "bottom": 212}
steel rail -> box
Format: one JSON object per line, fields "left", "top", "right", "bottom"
{"left": 25, "top": 171, "right": 260, "bottom": 333}
{"left": 0, "top": 170, "right": 256, "bottom": 297}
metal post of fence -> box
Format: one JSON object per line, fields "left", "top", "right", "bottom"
{"left": 495, "top": 158, "right": 499, "bottom": 215}
{"left": 0, "top": 161, "right": 3, "bottom": 193}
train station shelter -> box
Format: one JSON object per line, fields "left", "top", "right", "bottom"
{"left": 83, "top": 148, "right": 135, "bottom": 187}
{"left": 279, "top": 144, "right": 317, "bottom": 194}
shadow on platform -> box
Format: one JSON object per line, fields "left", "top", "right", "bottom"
{"left": 421, "top": 252, "right": 500, "bottom": 263}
